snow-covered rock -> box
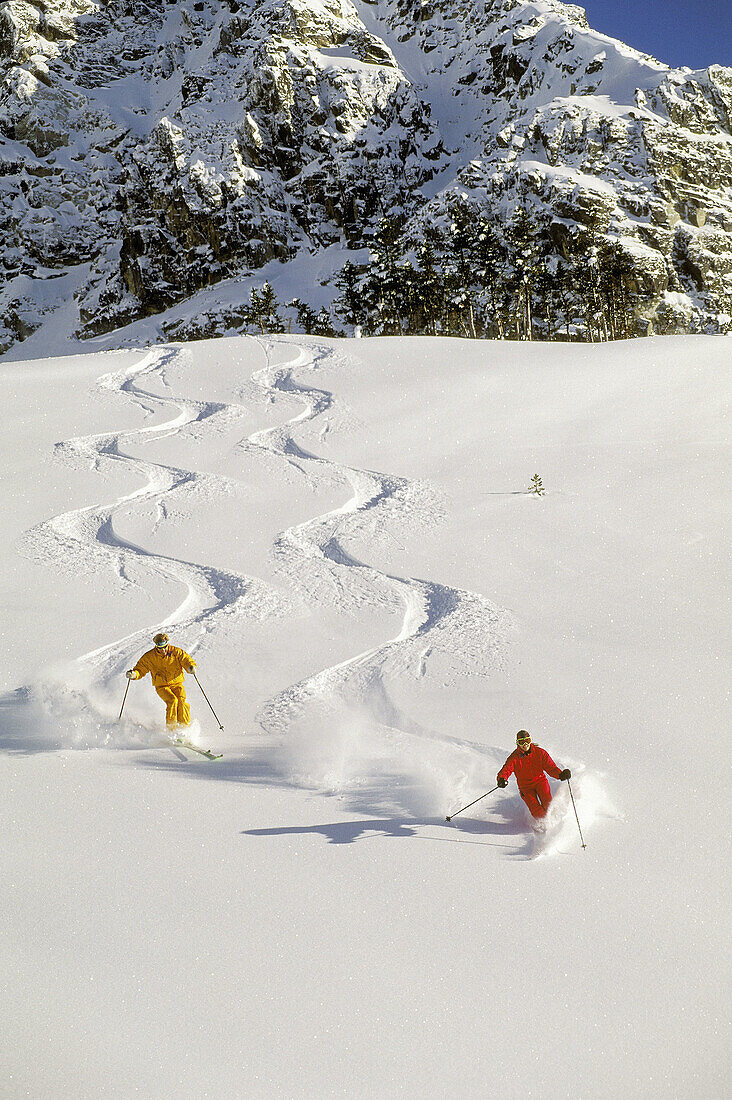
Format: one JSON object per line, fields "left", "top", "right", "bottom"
{"left": 0, "top": 0, "right": 731, "bottom": 352}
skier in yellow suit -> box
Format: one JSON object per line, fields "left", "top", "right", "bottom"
{"left": 126, "top": 632, "right": 196, "bottom": 727}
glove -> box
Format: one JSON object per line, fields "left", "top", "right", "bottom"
{"left": 126, "top": 670, "right": 139, "bottom": 680}
{"left": 497, "top": 777, "right": 508, "bottom": 788}
{"left": 559, "top": 769, "right": 571, "bottom": 781}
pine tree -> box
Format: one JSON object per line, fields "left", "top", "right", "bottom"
{"left": 473, "top": 216, "right": 509, "bottom": 339}
{"left": 333, "top": 261, "right": 370, "bottom": 332}
{"left": 413, "top": 237, "right": 445, "bottom": 335}
{"left": 504, "top": 206, "right": 544, "bottom": 341}
{"left": 551, "top": 259, "right": 579, "bottom": 340}
{"left": 369, "top": 216, "right": 408, "bottom": 334}
{"left": 597, "top": 242, "right": 636, "bottom": 340}
{"left": 249, "top": 282, "right": 284, "bottom": 334}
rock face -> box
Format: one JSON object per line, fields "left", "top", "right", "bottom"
{"left": 1, "top": 0, "right": 731, "bottom": 351}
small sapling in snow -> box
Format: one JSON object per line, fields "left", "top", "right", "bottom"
{"left": 528, "top": 473, "right": 545, "bottom": 496}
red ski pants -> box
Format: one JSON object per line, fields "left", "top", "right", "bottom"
{"left": 519, "top": 775, "right": 553, "bottom": 819}
{"left": 156, "top": 684, "right": 191, "bottom": 726}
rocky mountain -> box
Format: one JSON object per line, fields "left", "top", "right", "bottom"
{"left": 1, "top": 0, "right": 731, "bottom": 353}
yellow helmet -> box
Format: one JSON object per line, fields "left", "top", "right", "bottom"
{"left": 153, "top": 632, "right": 169, "bottom": 648}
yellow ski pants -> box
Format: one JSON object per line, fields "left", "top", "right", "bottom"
{"left": 155, "top": 684, "right": 191, "bottom": 726}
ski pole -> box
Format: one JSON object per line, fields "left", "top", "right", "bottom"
{"left": 118, "top": 678, "right": 131, "bottom": 722}
{"left": 567, "top": 778, "right": 586, "bottom": 850}
{"left": 446, "top": 785, "right": 500, "bottom": 822}
{"left": 193, "top": 671, "right": 224, "bottom": 730}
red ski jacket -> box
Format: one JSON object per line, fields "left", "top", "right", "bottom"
{"left": 498, "top": 745, "right": 563, "bottom": 790}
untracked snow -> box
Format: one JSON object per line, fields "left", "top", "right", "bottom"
{"left": 0, "top": 334, "right": 729, "bottom": 1099}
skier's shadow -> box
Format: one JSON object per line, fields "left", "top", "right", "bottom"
{"left": 242, "top": 803, "right": 533, "bottom": 855}
{"left": 243, "top": 817, "right": 432, "bottom": 845}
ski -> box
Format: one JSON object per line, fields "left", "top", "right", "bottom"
{"left": 171, "top": 738, "right": 223, "bottom": 760}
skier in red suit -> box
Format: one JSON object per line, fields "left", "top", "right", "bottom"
{"left": 497, "top": 730, "right": 571, "bottom": 819}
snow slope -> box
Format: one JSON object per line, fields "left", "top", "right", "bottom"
{"left": 1, "top": 333, "right": 729, "bottom": 1099}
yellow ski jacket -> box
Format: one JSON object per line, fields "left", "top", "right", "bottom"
{"left": 132, "top": 645, "right": 196, "bottom": 688}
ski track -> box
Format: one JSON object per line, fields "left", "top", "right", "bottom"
{"left": 241, "top": 336, "right": 514, "bottom": 736}
{"left": 16, "top": 334, "right": 597, "bottom": 851}
{"left": 19, "top": 344, "right": 290, "bottom": 687}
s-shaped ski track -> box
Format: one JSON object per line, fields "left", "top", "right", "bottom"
{"left": 243, "top": 336, "right": 513, "bottom": 743}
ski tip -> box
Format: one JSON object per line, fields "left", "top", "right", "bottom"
{"left": 170, "top": 738, "right": 223, "bottom": 760}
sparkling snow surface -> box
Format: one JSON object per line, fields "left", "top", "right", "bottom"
{"left": 0, "top": 334, "right": 729, "bottom": 1099}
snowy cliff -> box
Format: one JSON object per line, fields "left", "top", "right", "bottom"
{"left": 1, "top": 0, "right": 731, "bottom": 352}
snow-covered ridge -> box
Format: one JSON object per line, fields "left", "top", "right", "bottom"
{"left": 1, "top": 0, "right": 731, "bottom": 355}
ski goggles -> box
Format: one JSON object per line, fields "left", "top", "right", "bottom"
{"left": 516, "top": 737, "right": 532, "bottom": 747}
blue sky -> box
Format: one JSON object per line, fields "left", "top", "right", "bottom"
{"left": 580, "top": 0, "right": 731, "bottom": 69}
